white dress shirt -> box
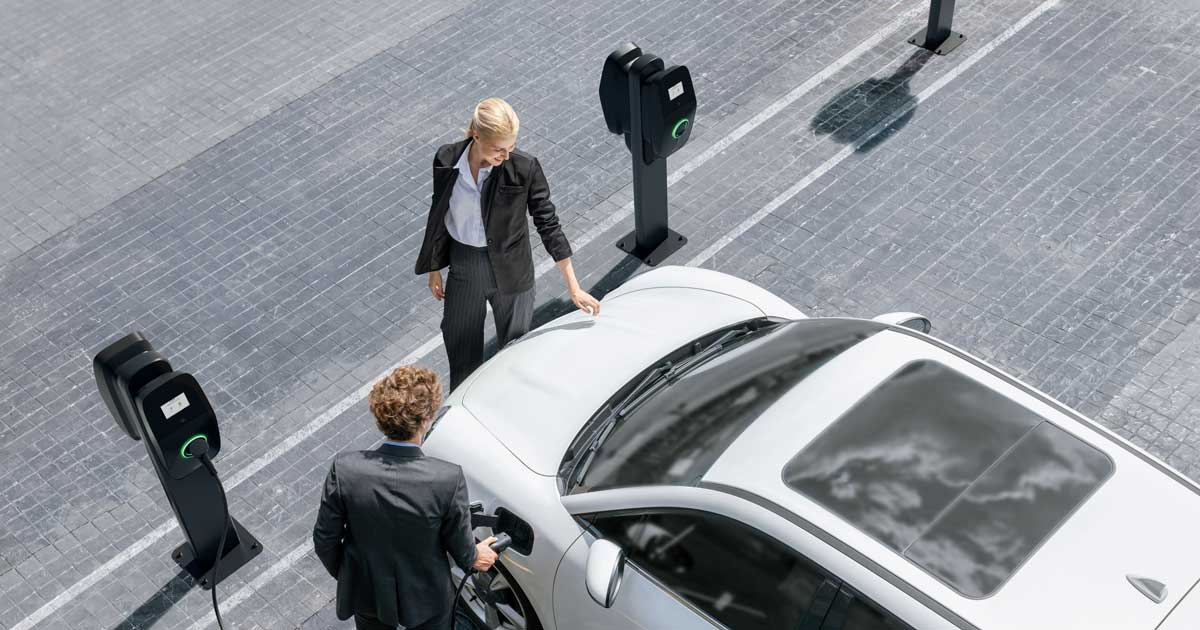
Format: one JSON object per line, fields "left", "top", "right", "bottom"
{"left": 444, "top": 142, "right": 492, "bottom": 247}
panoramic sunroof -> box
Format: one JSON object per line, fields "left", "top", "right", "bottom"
{"left": 782, "top": 360, "right": 1112, "bottom": 598}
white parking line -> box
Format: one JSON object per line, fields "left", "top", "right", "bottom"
{"left": 9, "top": 7, "right": 926, "bottom": 630}
{"left": 689, "top": 0, "right": 1063, "bottom": 268}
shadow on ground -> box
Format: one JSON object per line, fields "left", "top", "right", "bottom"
{"left": 811, "top": 49, "right": 932, "bottom": 153}
{"left": 110, "top": 570, "right": 193, "bottom": 630}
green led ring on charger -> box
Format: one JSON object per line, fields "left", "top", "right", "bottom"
{"left": 180, "top": 433, "right": 209, "bottom": 460}
{"left": 672, "top": 118, "right": 689, "bottom": 139}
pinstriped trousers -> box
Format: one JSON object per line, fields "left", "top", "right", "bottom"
{"left": 442, "top": 239, "right": 535, "bottom": 391}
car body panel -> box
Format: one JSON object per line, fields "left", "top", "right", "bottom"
{"left": 605, "top": 265, "right": 806, "bottom": 320}
{"left": 456, "top": 284, "right": 774, "bottom": 476}
{"left": 422, "top": 406, "right": 582, "bottom": 628}
{"left": 555, "top": 533, "right": 717, "bottom": 630}
{"left": 1159, "top": 579, "right": 1200, "bottom": 629}
{"left": 707, "top": 329, "right": 1200, "bottom": 630}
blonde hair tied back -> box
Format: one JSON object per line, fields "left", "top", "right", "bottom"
{"left": 465, "top": 97, "right": 519, "bottom": 139}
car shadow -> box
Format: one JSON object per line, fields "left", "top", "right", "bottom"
{"left": 810, "top": 49, "right": 932, "bottom": 153}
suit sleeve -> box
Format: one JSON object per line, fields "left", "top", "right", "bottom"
{"left": 312, "top": 459, "right": 346, "bottom": 579}
{"left": 440, "top": 469, "right": 478, "bottom": 572}
{"left": 527, "top": 157, "right": 573, "bottom": 262}
{"left": 414, "top": 152, "right": 448, "bottom": 275}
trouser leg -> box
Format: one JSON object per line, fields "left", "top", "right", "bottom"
{"left": 489, "top": 285, "right": 536, "bottom": 349}
{"left": 403, "top": 607, "right": 452, "bottom": 630}
{"left": 441, "top": 244, "right": 491, "bottom": 391}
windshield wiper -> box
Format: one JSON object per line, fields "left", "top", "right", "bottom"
{"left": 568, "top": 324, "right": 766, "bottom": 489}
{"left": 660, "top": 327, "right": 744, "bottom": 381}
{"left": 568, "top": 361, "right": 673, "bottom": 487}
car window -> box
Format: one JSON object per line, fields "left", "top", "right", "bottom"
{"left": 821, "top": 586, "right": 913, "bottom": 630}
{"left": 588, "top": 509, "right": 831, "bottom": 630}
{"left": 570, "top": 319, "right": 886, "bottom": 494}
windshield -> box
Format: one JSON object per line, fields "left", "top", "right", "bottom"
{"left": 562, "top": 318, "right": 887, "bottom": 494}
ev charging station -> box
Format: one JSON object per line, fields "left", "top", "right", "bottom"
{"left": 600, "top": 43, "right": 696, "bottom": 266}
{"left": 93, "top": 333, "right": 261, "bottom": 595}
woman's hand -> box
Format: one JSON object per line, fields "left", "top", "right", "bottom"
{"left": 429, "top": 271, "right": 445, "bottom": 300}
{"left": 571, "top": 288, "right": 600, "bottom": 316}
{"left": 556, "top": 258, "right": 599, "bottom": 316}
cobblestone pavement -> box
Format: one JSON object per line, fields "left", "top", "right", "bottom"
{"left": 0, "top": 0, "right": 470, "bottom": 266}
{"left": 2, "top": 0, "right": 1199, "bottom": 627}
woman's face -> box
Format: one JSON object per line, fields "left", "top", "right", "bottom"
{"left": 473, "top": 133, "right": 517, "bottom": 166}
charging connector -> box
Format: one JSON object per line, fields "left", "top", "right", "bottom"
{"left": 452, "top": 533, "right": 513, "bottom": 630}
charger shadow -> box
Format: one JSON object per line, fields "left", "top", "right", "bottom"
{"left": 811, "top": 50, "right": 933, "bottom": 153}
{"left": 110, "top": 570, "right": 194, "bottom": 630}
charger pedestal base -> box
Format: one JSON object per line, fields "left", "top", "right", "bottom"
{"left": 172, "top": 517, "right": 263, "bottom": 590}
{"left": 616, "top": 229, "right": 687, "bottom": 267}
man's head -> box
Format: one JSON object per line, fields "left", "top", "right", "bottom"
{"left": 368, "top": 366, "right": 443, "bottom": 443}
{"left": 466, "top": 97, "right": 519, "bottom": 167}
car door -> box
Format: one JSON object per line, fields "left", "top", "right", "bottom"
{"left": 555, "top": 530, "right": 717, "bottom": 630}
{"left": 553, "top": 507, "right": 839, "bottom": 630}
{"left": 819, "top": 584, "right": 914, "bottom": 630}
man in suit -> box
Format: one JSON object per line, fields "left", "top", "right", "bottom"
{"left": 313, "top": 365, "right": 498, "bottom": 630}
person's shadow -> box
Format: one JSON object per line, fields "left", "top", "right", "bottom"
{"left": 811, "top": 50, "right": 932, "bottom": 153}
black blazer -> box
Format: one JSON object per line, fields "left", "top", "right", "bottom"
{"left": 413, "top": 138, "right": 573, "bottom": 295}
{"left": 312, "top": 444, "right": 477, "bottom": 627}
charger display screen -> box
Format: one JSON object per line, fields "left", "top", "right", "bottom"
{"left": 668, "top": 81, "right": 683, "bottom": 100}
{"left": 161, "top": 392, "right": 189, "bottom": 419}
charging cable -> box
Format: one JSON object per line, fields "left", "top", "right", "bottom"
{"left": 187, "top": 439, "right": 229, "bottom": 630}
{"left": 452, "top": 533, "right": 512, "bottom": 630}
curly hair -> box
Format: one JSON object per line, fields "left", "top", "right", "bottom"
{"left": 368, "top": 366, "right": 443, "bottom": 442}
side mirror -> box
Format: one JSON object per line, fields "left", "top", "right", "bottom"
{"left": 585, "top": 539, "right": 626, "bottom": 608}
{"left": 873, "top": 311, "right": 932, "bottom": 334}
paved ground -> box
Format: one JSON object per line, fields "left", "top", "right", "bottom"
{"left": 1, "top": 0, "right": 1199, "bottom": 628}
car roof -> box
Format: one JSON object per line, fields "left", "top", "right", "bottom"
{"left": 703, "top": 327, "right": 1200, "bottom": 629}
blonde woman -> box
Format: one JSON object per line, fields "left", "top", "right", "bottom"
{"left": 414, "top": 98, "right": 600, "bottom": 391}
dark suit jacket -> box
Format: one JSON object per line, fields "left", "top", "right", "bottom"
{"left": 312, "top": 444, "right": 477, "bottom": 627}
{"left": 413, "top": 138, "right": 573, "bottom": 295}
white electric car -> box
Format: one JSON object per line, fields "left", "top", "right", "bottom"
{"left": 423, "top": 265, "right": 1200, "bottom": 630}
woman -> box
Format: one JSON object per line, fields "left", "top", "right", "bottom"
{"left": 414, "top": 98, "right": 600, "bottom": 391}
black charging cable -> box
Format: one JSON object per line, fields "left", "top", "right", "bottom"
{"left": 188, "top": 439, "right": 229, "bottom": 630}
{"left": 452, "top": 533, "right": 512, "bottom": 630}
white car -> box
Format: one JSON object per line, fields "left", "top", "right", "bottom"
{"left": 423, "top": 265, "right": 1200, "bottom": 630}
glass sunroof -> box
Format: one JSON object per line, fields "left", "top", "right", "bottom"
{"left": 782, "top": 360, "right": 1112, "bottom": 597}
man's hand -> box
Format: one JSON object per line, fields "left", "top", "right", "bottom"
{"left": 473, "top": 537, "right": 499, "bottom": 572}
{"left": 429, "top": 271, "right": 445, "bottom": 300}
{"left": 570, "top": 288, "right": 600, "bottom": 316}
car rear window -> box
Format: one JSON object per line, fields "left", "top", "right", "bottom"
{"left": 782, "top": 360, "right": 1113, "bottom": 598}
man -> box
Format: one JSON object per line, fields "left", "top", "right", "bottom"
{"left": 313, "top": 365, "right": 498, "bottom": 629}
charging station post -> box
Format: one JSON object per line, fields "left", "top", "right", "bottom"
{"left": 908, "top": 0, "right": 965, "bottom": 55}
{"left": 599, "top": 42, "right": 696, "bottom": 266}
{"left": 93, "top": 332, "right": 262, "bottom": 590}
